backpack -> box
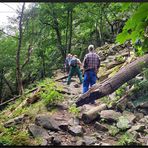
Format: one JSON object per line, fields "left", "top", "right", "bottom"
{"left": 70, "top": 58, "right": 77, "bottom": 67}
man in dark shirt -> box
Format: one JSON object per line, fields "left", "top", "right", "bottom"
{"left": 82, "top": 45, "right": 100, "bottom": 98}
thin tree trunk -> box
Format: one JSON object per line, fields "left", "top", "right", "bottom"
{"left": 68, "top": 10, "right": 73, "bottom": 53}
{"left": 76, "top": 54, "right": 148, "bottom": 107}
{"left": 51, "top": 6, "right": 66, "bottom": 60}
{"left": 65, "top": 10, "right": 69, "bottom": 54}
{"left": 16, "top": 3, "right": 25, "bottom": 95}
{"left": 95, "top": 23, "right": 100, "bottom": 47}
{"left": 0, "top": 69, "right": 4, "bottom": 99}
{"left": 99, "top": 4, "right": 103, "bottom": 46}
{"left": 42, "top": 53, "right": 46, "bottom": 78}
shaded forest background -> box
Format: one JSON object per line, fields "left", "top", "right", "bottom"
{"left": 0, "top": 2, "right": 148, "bottom": 101}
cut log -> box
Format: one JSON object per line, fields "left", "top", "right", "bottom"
{"left": 76, "top": 54, "right": 148, "bottom": 107}
{"left": 82, "top": 104, "right": 107, "bottom": 123}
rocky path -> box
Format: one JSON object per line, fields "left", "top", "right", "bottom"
{"left": 3, "top": 43, "right": 148, "bottom": 146}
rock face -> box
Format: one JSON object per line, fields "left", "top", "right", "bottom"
{"left": 94, "top": 122, "right": 108, "bottom": 132}
{"left": 139, "top": 116, "right": 148, "bottom": 125}
{"left": 83, "top": 136, "right": 97, "bottom": 145}
{"left": 100, "top": 110, "right": 121, "bottom": 122}
{"left": 68, "top": 125, "right": 83, "bottom": 136}
{"left": 4, "top": 114, "right": 28, "bottom": 128}
{"left": 35, "top": 114, "right": 60, "bottom": 131}
{"left": 51, "top": 136, "right": 61, "bottom": 145}
{"left": 116, "top": 116, "right": 131, "bottom": 130}
{"left": 28, "top": 124, "right": 50, "bottom": 139}
{"left": 128, "top": 124, "right": 145, "bottom": 132}
{"left": 122, "top": 111, "right": 136, "bottom": 124}
{"left": 58, "top": 122, "right": 69, "bottom": 131}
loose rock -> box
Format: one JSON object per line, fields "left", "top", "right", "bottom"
{"left": 35, "top": 114, "right": 60, "bottom": 131}
{"left": 83, "top": 136, "right": 97, "bottom": 145}
{"left": 68, "top": 125, "right": 83, "bottom": 136}
{"left": 128, "top": 124, "right": 145, "bottom": 132}
{"left": 100, "top": 110, "right": 121, "bottom": 122}
{"left": 28, "top": 124, "right": 50, "bottom": 139}
{"left": 122, "top": 111, "right": 136, "bottom": 124}
{"left": 94, "top": 122, "right": 108, "bottom": 132}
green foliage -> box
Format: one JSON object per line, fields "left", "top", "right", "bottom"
{"left": 68, "top": 104, "right": 80, "bottom": 116}
{"left": 115, "top": 83, "right": 127, "bottom": 98}
{"left": 38, "top": 79, "right": 64, "bottom": 106}
{"left": 118, "top": 132, "right": 135, "bottom": 145}
{"left": 0, "top": 124, "right": 5, "bottom": 133}
{"left": 117, "top": 116, "right": 130, "bottom": 131}
{"left": 116, "top": 3, "right": 148, "bottom": 55}
{"left": 115, "top": 55, "right": 125, "bottom": 62}
{"left": 108, "top": 125, "right": 119, "bottom": 136}
{"left": 143, "top": 67, "right": 148, "bottom": 80}
{"left": 0, "top": 126, "right": 31, "bottom": 145}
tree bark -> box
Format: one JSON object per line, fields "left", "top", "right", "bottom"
{"left": 51, "top": 6, "right": 66, "bottom": 60}
{"left": 0, "top": 69, "right": 3, "bottom": 99}
{"left": 16, "top": 3, "right": 25, "bottom": 95}
{"left": 65, "top": 10, "right": 69, "bottom": 54}
{"left": 67, "top": 10, "right": 73, "bottom": 53}
{"left": 76, "top": 54, "right": 148, "bottom": 107}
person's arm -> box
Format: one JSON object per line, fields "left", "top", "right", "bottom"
{"left": 77, "top": 58, "right": 82, "bottom": 67}
{"left": 82, "top": 55, "right": 88, "bottom": 74}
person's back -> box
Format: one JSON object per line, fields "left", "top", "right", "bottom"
{"left": 84, "top": 52, "right": 100, "bottom": 73}
{"left": 67, "top": 55, "right": 83, "bottom": 85}
{"left": 82, "top": 45, "right": 100, "bottom": 103}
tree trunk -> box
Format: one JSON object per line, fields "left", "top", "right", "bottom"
{"left": 82, "top": 104, "right": 107, "bottom": 123}
{"left": 65, "top": 10, "right": 69, "bottom": 54}
{"left": 67, "top": 10, "right": 73, "bottom": 53}
{"left": 0, "top": 69, "right": 4, "bottom": 99}
{"left": 99, "top": 4, "right": 103, "bottom": 46}
{"left": 76, "top": 54, "right": 148, "bottom": 107}
{"left": 51, "top": 6, "right": 66, "bottom": 60}
{"left": 16, "top": 3, "right": 25, "bottom": 95}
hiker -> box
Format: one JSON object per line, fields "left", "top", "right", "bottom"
{"left": 82, "top": 44, "right": 100, "bottom": 97}
{"left": 64, "top": 54, "right": 72, "bottom": 74}
{"left": 67, "top": 55, "right": 83, "bottom": 85}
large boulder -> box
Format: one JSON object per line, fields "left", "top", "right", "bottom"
{"left": 100, "top": 110, "right": 122, "bottom": 122}
{"left": 28, "top": 124, "right": 50, "bottom": 139}
{"left": 83, "top": 136, "right": 97, "bottom": 145}
{"left": 68, "top": 125, "right": 83, "bottom": 136}
{"left": 128, "top": 124, "right": 145, "bottom": 132}
{"left": 122, "top": 111, "right": 136, "bottom": 124}
{"left": 94, "top": 122, "right": 108, "bottom": 132}
{"left": 35, "top": 114, "right": 60, "bottom": 131}
{"left": 117, "top": 116, "right": 131, "bottom": 130}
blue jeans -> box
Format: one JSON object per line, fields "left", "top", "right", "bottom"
{"left": 83, "top": 69, "right": 97, "bottom": 94}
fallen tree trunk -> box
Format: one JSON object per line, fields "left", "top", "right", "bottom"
{"left": 76, "top": 54, "right": 148, "bottom": 107}
{"left": 55, "top": 75, "right": 69, "bottom": 81}
{"left": 82, "top": 103, "right": 107, "bottom": 123}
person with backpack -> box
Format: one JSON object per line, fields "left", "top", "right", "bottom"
{"left": 67, "top": 55, "right": 83, "bottom": 85}
{"left": 82, "top": 45, "right": 100, "bottom": 102}
{"left": 64, "top": 54, "right": 72, "bottom": 74}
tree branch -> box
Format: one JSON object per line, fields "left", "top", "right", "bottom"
{"left": 21, "top": 44, "right": 33, "bottom": 70}
{"left": 0, "top": 29, "right": 18, "bottom": 39}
